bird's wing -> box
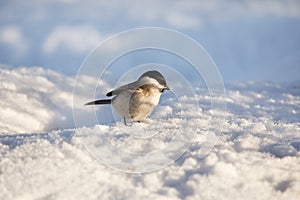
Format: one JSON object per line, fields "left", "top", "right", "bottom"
{"left": 106, "top": 81, "right": 138, "bottom": 97}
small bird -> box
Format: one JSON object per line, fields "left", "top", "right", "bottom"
{"left": 85, "top": 70, "right": 170, "bottom": 125}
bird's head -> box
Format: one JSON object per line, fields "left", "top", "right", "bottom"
{"left": 138, "top": 70, "right": 170, "bottom": 92}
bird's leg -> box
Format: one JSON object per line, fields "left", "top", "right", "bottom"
{"left": 123, "top": 117, "right": 127, "bottom": 126}
{"left": 123, "top": 117, "right": 133, "bottom": 126}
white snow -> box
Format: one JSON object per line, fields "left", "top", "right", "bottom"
{"left": 1, "top": 66, "right": 300, "bottom": 199}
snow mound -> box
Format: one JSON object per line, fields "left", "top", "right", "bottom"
{"left": 0, "top": 66, "right": 109, "bottom": 133}
{"left": 1, "top": 67, "right": 300, "bottom": 199}
{"left": 0, "top": 66, "right": 75, "bottom": 133}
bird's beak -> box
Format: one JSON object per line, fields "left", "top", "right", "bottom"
{"left": 164, "top": 86, "right": 170, "bottom": 90}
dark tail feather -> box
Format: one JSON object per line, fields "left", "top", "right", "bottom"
{"left": 84, "top": 99, "right": 112, "bottom": 105}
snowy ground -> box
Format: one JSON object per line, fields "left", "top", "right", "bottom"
{"left": 0, "top": 66, "right": 300, "bottom": 199}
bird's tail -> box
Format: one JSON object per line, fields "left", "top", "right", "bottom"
{"left": 84, "top": 99, "right": 112, "bottom": 105}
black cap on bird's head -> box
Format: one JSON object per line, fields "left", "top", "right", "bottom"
{"left": 139, "top": 70, "right": 170, "bottom": 90}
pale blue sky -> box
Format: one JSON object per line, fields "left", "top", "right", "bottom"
{"left": 0, "top": 0, "right": 300, "bottom": 83}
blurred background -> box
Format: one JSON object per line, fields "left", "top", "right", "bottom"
{"left": 0, "top": 0, "right": 300, "bottom": 83}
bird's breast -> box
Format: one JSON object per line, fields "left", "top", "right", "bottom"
{"left": 111, "top": 87, "right": 162, "bottom": 121}
{"left": 129, "top": 88, "right": 161, "bottom": 121}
